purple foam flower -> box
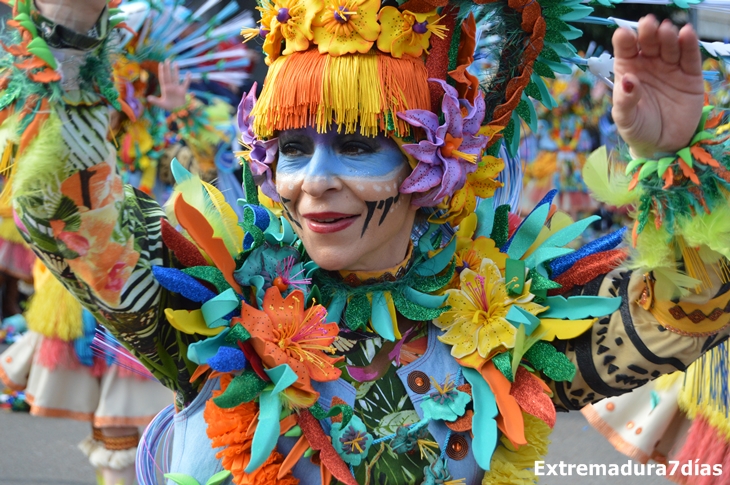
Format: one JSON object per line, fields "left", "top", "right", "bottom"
{"left": 237, "top": 82, "right": 279, "bottom": 200}
{"left": 396, "top": 79, "right": 488, "bottom": 207}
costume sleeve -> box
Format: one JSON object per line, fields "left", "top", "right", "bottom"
{"left": 2, "top": 5, "right": 199, "bottom": 403}
{"left": 549, "top": 122, "right": 730, "bottom": 411}
{"left": 549, "top": 268, "right": 730, "bottom": 410}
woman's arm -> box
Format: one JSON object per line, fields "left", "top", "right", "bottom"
{"left": 5, "top": 0, "right": 198, "bottom": 404}
{"left": 548, "top": 19, "right": 729, "bottom": 409}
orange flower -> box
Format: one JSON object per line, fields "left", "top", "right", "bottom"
{"left": 236, "top": 287, "right": 342, "bottom": 400}
{"left": 204, "top": 375, "right": 298, "bottom": 485}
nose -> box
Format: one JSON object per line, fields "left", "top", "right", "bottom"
{"left": 300, "top": 145, "right": 343, "bottom": 198}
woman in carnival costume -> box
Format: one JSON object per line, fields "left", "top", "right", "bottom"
{"left": 3, "top": 0, "right": 730, "bottom": 484}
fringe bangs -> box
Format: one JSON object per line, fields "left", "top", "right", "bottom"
{"left": 252, "top": 49, "right": 430, "bottom": 139}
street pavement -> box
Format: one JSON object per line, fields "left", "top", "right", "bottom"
{"left": 0, "top": 342, "right": 670, "bottom": 485}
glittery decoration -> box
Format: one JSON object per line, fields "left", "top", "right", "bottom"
{"left": 509, "top": 367, "right": 556, "bottom": 428}
{"left": 212, "top": 370, "right": 267, "bottom": 409}
{"left": 524, "top": 341, "right": 575, "bottom": 382}
{"left": 242, "top": 161, "right": 259, "bottom": 206}
{"left": 392, "top": 292, "right": 448, "bottom": 321}
{"left": 515, "top": 99, "right": 532, "bottom": 127}
{"left": 492, "top": 352, "right": 513, "bottom": 382}
{"left": 491, "top": 204, "right": 511, "bottom": 249}
{"left": 207, "top": 346, "right": 247, "bottom": 373}
{"left": 224, "top": 323, "right": 251, "bottom": 346}
{"left": 445, "top": 410, "right": 473, "bottom": 432}
{"left": 152, "top": 266, "right": 216, "bottom": 303}
{"left": 310, "top": 401, "right": 354, "bottom": 428}
{"left": 425, "top": 5, "right": 457, "bottom": 113}
{"left": 549, "top": 227, "right": 627, "bottom": 278}
{"left": 298, "top": 410, "right": 358, "bottom": 485}
{"left": 410, "top": 261, "right": 456, "bottom": 293}
{"left": 161, "top": 219, "right": 208, "bottom": 268}
{"left": 242, "top": 206, "right": 265, "bottom": 251}
{"left": 344, "top": 294, "right": 370, "bottom": 331}
{"left": 528, "top": 268, "right": 561, "bottom": 292}
{"left": 181, "top": 266, "right": 232, "bottom": 294}
{"left": 550, "top": 249, "right": 628, "bottom": 296}
{"left": 330, "top": 397, "right": 347, "bottom": 423}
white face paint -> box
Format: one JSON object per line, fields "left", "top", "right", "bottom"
{"left": 274, "top": 127, "right": 418, "bottom": 272}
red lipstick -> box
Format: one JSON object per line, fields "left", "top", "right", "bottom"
{"left": 302, "top": 212, "right": 360, "bottom": 234}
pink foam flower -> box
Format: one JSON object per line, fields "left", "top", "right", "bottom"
{"left": 397, "top": 79, "right": 489, "bottom": 206}
{"left": 237, "top": 82, "right": 279, "bottom": 200}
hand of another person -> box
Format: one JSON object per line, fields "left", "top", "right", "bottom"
{"left": 611, "top": 15, "right": 704, "bottom": 158}
{"left": 35, "top": 0, "right": 107, "bottom": 33}
{"left": 147, "top": 60, "right": 192, "bottom": 112}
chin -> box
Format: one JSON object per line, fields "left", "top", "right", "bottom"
{"left": 306, "top": 246, "right": 359, "bottom": 272}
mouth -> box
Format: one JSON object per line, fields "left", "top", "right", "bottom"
{"left": 302, "top": 212, "right": 360, "bottom": 234}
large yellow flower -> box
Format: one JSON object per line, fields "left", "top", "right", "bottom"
{"left": 377, "top": 8, "right": 447, "bottom": 58}
{"left": 256, "top": 0, "right": 322, "bottom": 64}
{"left": 435, "top": 259, "right": 544, "bottom": 369}
{"left": 312, "top": 0, "right": 380, "bottom": 56}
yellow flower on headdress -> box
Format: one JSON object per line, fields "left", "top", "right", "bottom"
{"left": 435, "top": 259, "right": 544, "bottom": 370}
{"left": 376, "top": 7, "right": 447, "bottom": 58}
{"left": 436, "top": 154, "right": 505, "bottom": 226}
{"left": 255, "top": 0, "right": 322, "bottom": 65}
{"left": 312, "top": 0, "right": 381, "bottom": 56}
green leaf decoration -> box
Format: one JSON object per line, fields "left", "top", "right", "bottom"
{"left": 538, "top": 45, "right": 561, "bottom": 63}
{"left": 624, "top": 158, "right": 646, "bottom": 175}
{"left": 677, "top": 147, "right": 693, "bottom": 168}
{"left": 205, "top": 471, "right": 232, "bottom": 485}
{"left": 657, "top": 157, "right": 675, "bottom": 177}
{"left": 309, "top": 401, "right": 354, "bottom": 428}
{"left": 392, "top": 292, "right": 448, "bottom": 321}
{"left": 638, "top": 161, "right": 658, "bottom": 180}
{"left": 26, "top": 37, "right": 57, "bottom": 70}
{"left": 241, "top": 160, "right": 259, "bottom": 205}
{"left": 544, "top": 29, "right": 569, "bottom": 45}
{"left": 532, "top": 60, "right": 556, "bottom": 79}
{"left": 492, "top": 352, "right": 513, "bottom": 382}
{"left": 182, "top": 266, "right": 233, "bottom": 293}
{"left": 524, "top": 341, "right": 576, "bottom": 381}
{"left": 491, "top": 204, "right": 511, "bottom": 248}
{"left": 224, "top": 323, "right": 251, "bottom": 346}
{"left": 345, "top": 293, "right": 370, "bottom": 331}
{"left": 164, "top": 473, "right": 201, "bottom": 485}
{"left": 285, "top": 425, "right": 302, "bottom": 437}
{"left": 410, "top": 260, "right": 455, "bottom": 293}
{"left": 373, "top": 410, "right": 420, "bottom": 437}
{"left": 691, "top": 131, "right": 714, "bottom": 145}
{"left": 525, "top": 80, "right": 542, "bottom": 103}
{"left": 213, "top": 370, "right": 267, "bottom": 408}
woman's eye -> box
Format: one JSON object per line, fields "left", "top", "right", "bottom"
{"left": 280, "top": 143, "right": 305, "bottom": 156}
{"left": 340, "top": 142, "right": 372, "bottom": 155}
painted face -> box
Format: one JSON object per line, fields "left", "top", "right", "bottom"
{"left": 275, "top": 127, "right": 417, "bottom": 272}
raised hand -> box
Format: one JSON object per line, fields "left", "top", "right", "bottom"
{"left": 612, "top": 16, "right": 704, "bottom": 158}
{"left": 147, "top": 60, "right": 192, "bottom": 112}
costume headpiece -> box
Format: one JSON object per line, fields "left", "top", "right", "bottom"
{"left": 238, "top": 0, "right": 603, "bottom": 222}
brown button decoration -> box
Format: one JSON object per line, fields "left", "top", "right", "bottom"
{"left": 446, "top": 434, "right": 469, "bottom": 460}
{"left": 407, "top": 371, "right": 430, "bottom": 394}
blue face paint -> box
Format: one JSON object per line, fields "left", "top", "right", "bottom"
{"left": 275, "top": 128, "right": 407, "bottom": 182}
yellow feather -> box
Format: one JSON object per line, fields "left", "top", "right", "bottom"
{"left": 582, "top": 146, "right": 640, "bottom": 207}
